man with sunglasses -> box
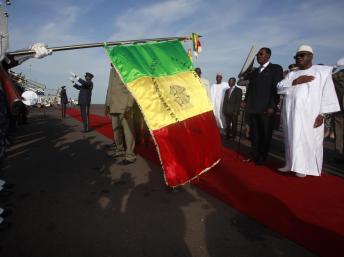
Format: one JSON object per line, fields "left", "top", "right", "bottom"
{"left": 277, "top": 45, "right": 340, "bottom": 177}
{"left": 242, "top": 47, "right": 283, "bottom": 165}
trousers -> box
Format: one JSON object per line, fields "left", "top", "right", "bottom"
{"left": 249, "top": 113, "right": 274, "bottom": 160}
{"left": 111, "top": 113, "right": 136, "bottom": 162}
{"left": 79, "top": 104, "right": 90, "bottom": 131}
{"left": 335, "top": 115, "right": 344, "bottom": 154}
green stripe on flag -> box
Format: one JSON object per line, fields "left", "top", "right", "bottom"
{"left": 105, "top": 40, "right": 194, "bottom": 84}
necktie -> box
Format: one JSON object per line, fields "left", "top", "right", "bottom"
{"left": 228, "top": 87, "right": 233, "bottom": 98}
{"left": 259, "top": 65, "right": 264, "bottom": 73}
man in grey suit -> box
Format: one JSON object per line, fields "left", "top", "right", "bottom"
{"left": 105, "top": 65, "right": 136, "bottom": 165}
{"left": 73, "top": 72, "right": 94, "bottom": 132}
{"left": 222, "top": 77, "right": 242, "bottom": 140}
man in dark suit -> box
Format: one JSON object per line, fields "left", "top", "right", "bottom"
{"left": 222, "top": 77, "right": 242, "bottom": 140}
{"left": 242, "top": 47, "right": 283, "bottom": 165}
{"left": 73, "top": 72, "right": 94, "bottom": 132}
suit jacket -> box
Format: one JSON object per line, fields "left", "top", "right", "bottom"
{"left": 222, "top": 86, "right": 242, "bottom": 115}
{"left": 244, "top": 63, "right": 283, "bottom": 113}
{"left": 73, "top": 78, "right": 93, "bottom": 105}
{"left": 105, "top": 68, "right": 134, "bottom": 114}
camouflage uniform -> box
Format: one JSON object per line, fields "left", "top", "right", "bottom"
{"left": 333, "top": 70, "right": 344, "bottom": 155}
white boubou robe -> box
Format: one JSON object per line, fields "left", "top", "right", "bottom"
{"left": 211, "top": 82, "right": 228, "bottom": 129}
{"left": 277, "top": 65, "right": 340, "bottom": 176}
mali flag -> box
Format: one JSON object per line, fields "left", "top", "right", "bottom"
{"left": 105, "top": 40, "right": 221, "bottom": 187}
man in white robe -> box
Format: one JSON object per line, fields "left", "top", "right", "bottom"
{"left": 277, "top": 45, "right": 340, "bottom": 177}
{"left": 211, "top": 73, "right": 228, "bottom": 131}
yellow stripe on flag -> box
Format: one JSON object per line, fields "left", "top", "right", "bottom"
{"left": 127, "top": 71, "right": 212, "bottom": 130}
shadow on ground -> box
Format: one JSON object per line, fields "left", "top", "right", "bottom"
{"left": 0, "top": 107, "right": 316, "bottom": 257}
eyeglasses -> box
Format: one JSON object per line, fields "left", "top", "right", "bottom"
{"left": 294, "top": 53, "right": 311, "bottom": 59}
{"left": 256, "top": 52, "right": 264, "bottom": 56}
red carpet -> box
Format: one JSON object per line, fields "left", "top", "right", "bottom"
{"left": 67, "top": 108, "right": 344, "bottom": 257}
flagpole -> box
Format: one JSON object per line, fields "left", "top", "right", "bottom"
{"left": 6, "top": 35, "right": 193, "bottom": 57}
{"left": 238, "top": 45, "right": 256, "bottom": 77}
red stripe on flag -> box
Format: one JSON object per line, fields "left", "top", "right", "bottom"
{"left": 152, "top": 111, "right": 221, "bottom": 187}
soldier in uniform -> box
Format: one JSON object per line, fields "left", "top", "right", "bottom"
{"left": 72, "top": 72, "right": 94, "bottom": 132}
{"left": 60, "top": 85, "right": 68, "bottom": 118}
{"left": 105, "top": 65, "right": 136, "bottom": 165}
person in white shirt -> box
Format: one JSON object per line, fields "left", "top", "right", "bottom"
{"left": 210, "top": 73, "right": 228, "bottom": 133}
{"left": 277, "top": 45, "right": 340, "bottom": 177}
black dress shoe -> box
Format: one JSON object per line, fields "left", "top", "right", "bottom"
{"left": 118, "top": 159, "right": 135, "bottom": 165}
{"left": 255, "top": 156, "right": 266, "bottom": 166}
{"left": 255, "top": 159, "right": 264, "bottom": 165}
{"left": 242, "top": 158, "right": 254, "bottom": 163}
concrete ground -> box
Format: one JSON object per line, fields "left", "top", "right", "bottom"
{"left": 0, "top": 106, "right": 317, "bottom": 257}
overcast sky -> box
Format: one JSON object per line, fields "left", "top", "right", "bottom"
{"left": 4, "top": 0, "right": 344, "bottom": 103}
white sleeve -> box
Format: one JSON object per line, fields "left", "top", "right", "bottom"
{"left": 320, "top": 71, "right": 341, "bottom": 114}
{"left": 277, "top": 73, "right": 294, "bottom": 95}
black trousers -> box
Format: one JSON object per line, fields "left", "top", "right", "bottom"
{"left": 225, "top": 114, "right": 239, "bottom": 138}
{"left": 79, "top": 104, "right": 90, "bottom": 131}
{"left": 249, "top": 113, "right": 274, "bottom": 161}
{"left": 61, "top": 103, "right": 67, "bottom": 118}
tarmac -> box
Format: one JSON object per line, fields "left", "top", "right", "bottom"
{"left": 0, "top": 106, "right": 320, "bottom": 257}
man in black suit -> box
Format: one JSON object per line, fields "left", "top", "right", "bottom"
{"left": 242, "top": 47, "right": 283, "bottom": 165}
{"left": 222, "top": 77, "right": 242, "bottom": 140}
{"left": 72, "top": 72, "right": 94, "bottom": 132}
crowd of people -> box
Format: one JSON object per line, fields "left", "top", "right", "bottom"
{"left": 68, "top": 44, "right": 344, "bottom": 178}
{"left": 200, "top": 45, "right": 344, "bottom": 178}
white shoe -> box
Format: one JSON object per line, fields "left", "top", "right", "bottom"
{"left": 278, "top": 166, "right": 290, "bottom": 172}
{"left": 295, "top": 173, "right": 306, "bottom": 178}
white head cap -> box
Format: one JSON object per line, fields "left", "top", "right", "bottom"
{"left": 297, "top": 45, "right": 313, "bottom": 54}
{"left": 335, "top": 57, "right": 344, "bottom": 68}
